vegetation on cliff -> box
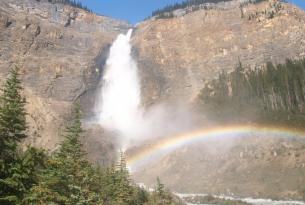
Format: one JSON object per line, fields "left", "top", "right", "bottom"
{"left": 150, "top": 0, "right": 268, "bottom": 19}
{"left": 0, "top": 68, "right": 182, "bottom": 205}
{"left": 0, "top": 67, "right": 45, "bottom": 204}
{"left": 36, "top": 0, "right": 92, "bottom": 12}
{"left": 198, "top": 58, "right": 305, "bottom": 126}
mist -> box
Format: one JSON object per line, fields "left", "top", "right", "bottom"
{"left": 95, "top": 30, "right": 198, "bottom": 149}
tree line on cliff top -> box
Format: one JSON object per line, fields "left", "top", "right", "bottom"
{"left": 0, "top": 67, "right": 182, "bottom": 205}
{"left": 150, "top": 0, "right": 268, "bottom": 19}
{"left": 35, "top": 0, "right": 92, "bottom": 12}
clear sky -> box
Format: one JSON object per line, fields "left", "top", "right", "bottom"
{"left": 79, "top": 0, "right": 305, "bottom": 24}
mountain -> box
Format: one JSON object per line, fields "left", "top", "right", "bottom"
{"left": 0, "top": 0, "right": 130, "bottom": 163}
{"left": 132, "top": 0, "right": 305, "bottom": 106}
{"left": 130, "top": 0, "right": 305, "bottom": 200}
{"left": 1, "top": 0, "right": 305, "bottom": 201}
{"left": 133, "top": 135, "right": 305, "bottom": 200}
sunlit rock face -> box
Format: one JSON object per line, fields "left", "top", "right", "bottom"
{"left": 132, "top": 0, "right": 305, "bottom": 106}
{"left": 1, "top": 0, "right": 305, "bottom": 195}
{"left": 133, "top": 135, "right": 305, "bottom": 200}
{"left": 0, "top": 0, "right": 130, "bottom": 151}
{"left": 129, "top": 0, "right": 305, "bottom": 200}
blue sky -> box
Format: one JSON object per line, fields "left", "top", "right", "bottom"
{"left": 80, "top": 0, "right": 305, "bottom": 24}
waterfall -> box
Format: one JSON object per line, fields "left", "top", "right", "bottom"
{"left": 95, "top": 29, "right": 142, "bottom": 147}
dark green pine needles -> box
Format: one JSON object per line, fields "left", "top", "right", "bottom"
{"left": 0, "top": 67, "right": 182, "bottom": 205}
{"left": 0, "top": 67, "right": 44, "bottom": 205}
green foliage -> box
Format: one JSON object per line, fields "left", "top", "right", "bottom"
{"left": 24, "top": 106, "right": 179, "bottom": 205}
{"left": 156, "top": 177, "right": 165, "bottom": 198}
{"left": 151, "top": 0, "right": 231, "bottom": 19}
{"left": 0, "top": 67, "right": 27, "bottom": 162}
{"left": 146, "top": 178, "right": 180, "bottom": 205}
{"left": 24, "top": 105, "right": 102, "bottom": 205}
{"left": 198, "top": 59, "right": 305, "bottom": 125}
{"left": 0, "top": 67, "right": 45, "bottom": 205}
{"left": 150, "top": 0, "right": 267, "bottom": 19}
{"left": 0, "top": 68, "right": 181, "bottom": 205}
{"left": 42, "top": 0, "right": 92, "bottom": 12}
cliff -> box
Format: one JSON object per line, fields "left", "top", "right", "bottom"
{"left": 132, "top": 0, "right": 305, "bottom": 106}
{"left": 1, "top": 0, "right": 305, "bottom": 198}
{"left": 130, "top": 0, "right": 305, "bottom": 199}
{"left": 0, "top": 0, "right": 130, "bottom": 154}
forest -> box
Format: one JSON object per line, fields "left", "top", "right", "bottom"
{"left": 35, "top": 0, "right": 92, "bottom": 12}
{"left": 198, "top": 59, "right": 305, "bottom": 126}
{"left": 150, "top": 0, "right": 267, "bottom": 19}
{"left": 0, "top": 67, "right": 182, "bottom": 205}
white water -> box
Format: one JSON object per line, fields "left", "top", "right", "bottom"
{"left": 95, "top": 29, "right": 199, "bottom": 150}
{"left": 177, "top": 193, "right": 305, "bottom": 205}
{"left": 95, "top": 29, "right": 143, "bottom": 148}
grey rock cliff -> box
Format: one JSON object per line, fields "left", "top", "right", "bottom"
{"left": 132, "top": 0, "right": 305, "bottom": 106}
{"left": 0, "top": 0, "right": 130, "bottom": 152}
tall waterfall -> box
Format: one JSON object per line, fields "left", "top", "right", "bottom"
{"left": 95, "top": 29, "right": 142, "bottom": 147}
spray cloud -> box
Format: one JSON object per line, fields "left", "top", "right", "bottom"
{"left": 95, "top": 29, "right": 197, "bottom": 149}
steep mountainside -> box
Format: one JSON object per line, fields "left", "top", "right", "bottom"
{"left": 133, "top": 135, "right": 305, "bottom": 200}
{"left": 132, "top": 0, "right": 305, "bottom": 106}
{"left": 130, "top": 0, "right": 305, "bottom": 200}
{"left": 1, "top": 0, "right": 305, "bottom": 199}
{"left": 0, "top": 0, "right": 130, "bottom": 153}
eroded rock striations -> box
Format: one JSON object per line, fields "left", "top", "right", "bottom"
{"left": 1, "top": 0, "right": 305, "bottom": 198}
{"left": 132, "top": 0, "right": 305, "bottom": 106}
{"left": 131, "top": 0, "right": 305, "bottom": 200}
{"left": 133, "top": 135, "right": 305, "bottom": 200}
{"left": 0, "top": 0, "right": 130, "bottom": 156}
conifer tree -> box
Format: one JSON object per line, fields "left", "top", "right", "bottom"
{"left": 115, "top": 151, "right": 134, "bottom": 205}
{"left": 0, "top": 67, "right": 27, "bottom": 204}
{"left": 24, "top": 104, "right": 101, "bottom": 205}
{"left": 199, "top": 58, "right": 305, "bottom": 124}
{"left": 147, "top": 177, "right": 177, "bottom": 205}
{"left": 0, "top": 66, "right": 27, "bottom": 162}
{"left": 156, "top": 177, "right": 165, "bottom": 198}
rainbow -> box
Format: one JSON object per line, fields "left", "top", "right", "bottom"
{"left": 126, "top": 124, "right": 305, "bottom": 172}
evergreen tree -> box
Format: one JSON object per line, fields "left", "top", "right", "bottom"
{"left": 114, "top": 151, "right": 135, "bottom": 205}
{"left": 198, "top": 58, "right": 305, "bottom": 125}
{"left": 147, "top": 177, "right": 177, "bottom": 205}
{"left": 24, "top": 104, "right": 101, "bottom": 205}
{"left": 0, "top": 67, "right": 27, "bottom": 162}
{"left": 0, "top": 67, "right": 27, "bottom": 204}
{"left": 0, "top": 68, "right": 182, "bottom": 205}
{"left": 156, "top": 177, "right": 165, "bottom": 198}
{"left": 99, "top": 151, "right": 150, "bottom": 205}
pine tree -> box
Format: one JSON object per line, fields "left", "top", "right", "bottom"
{"left": 24, "top": 104, "right": 101, "bottom": 205}
{"left": 0, "top": 67, "right": 45, "bottom": 204}
{"left": 115, "top": 151, "right": 134, "bottom": 205}
{"left": 198, "top": 58, "right": 305, "bottom": 124}
{"left": 156, "top": 177, "right": 165, "bottom": 198}
{"left": 147, "top": 177, "right": 177, "bottom": 205}
{"left": 0, "top": 66, "right": 27, "bottom": 162}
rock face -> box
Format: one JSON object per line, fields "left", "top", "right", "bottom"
{"left": 130, "top": 0, "right": 305, "bottom": 200}
{"left": 1, "top": 0, "right": 305, "bottom": 199}
{"left": 133, "top": 135, "right": 305, "bottom": 200}
{"left": 132, "top": 0, "right": 305, "bottom": 106}
{"left": 0, "top": 0, "right": 130, "bottom": 151}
